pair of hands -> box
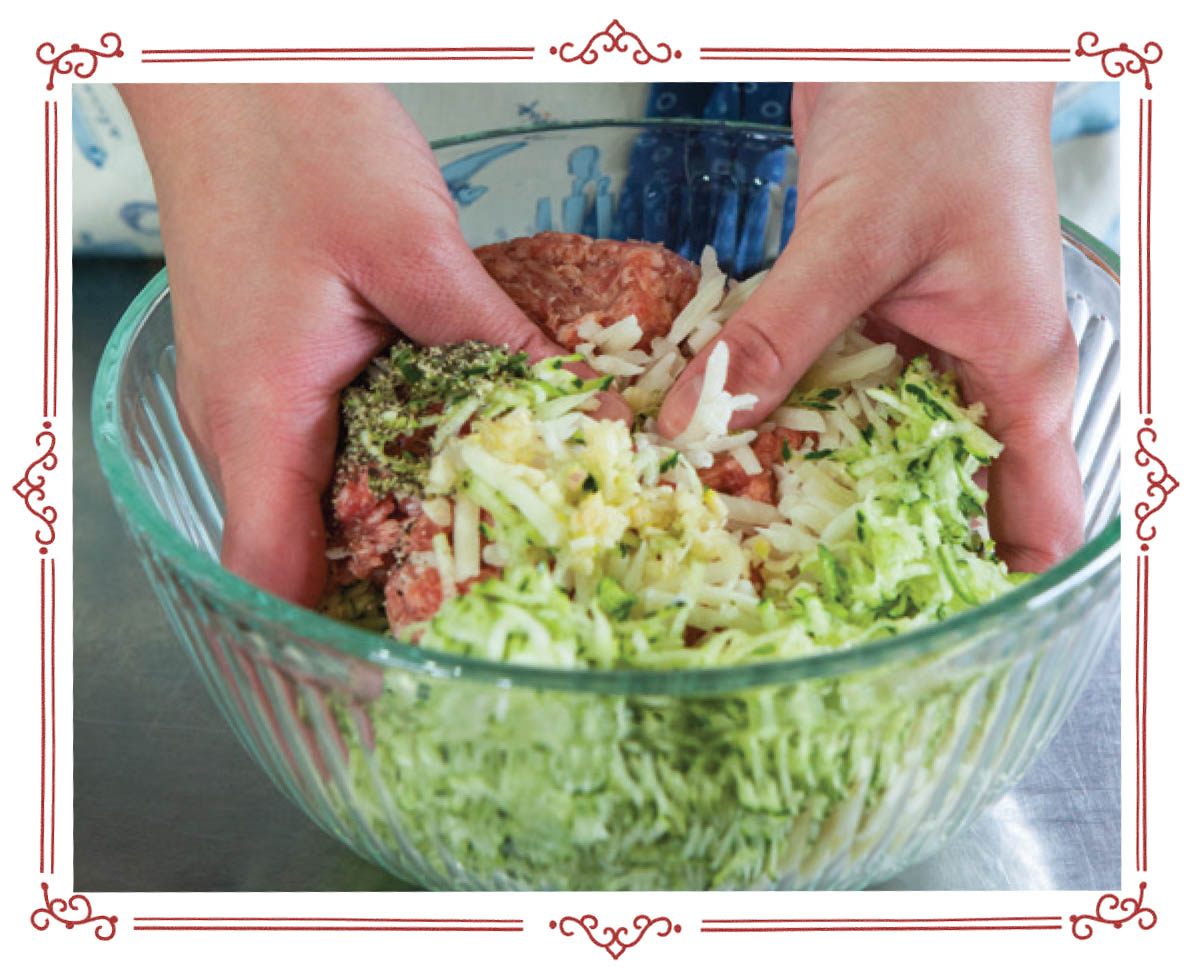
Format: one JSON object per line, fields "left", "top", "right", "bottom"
{"left": 120, "top": 83, "right": 1082, "bottom": 607}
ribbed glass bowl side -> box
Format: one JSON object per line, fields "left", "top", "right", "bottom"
{"left": 102, "top": 512, "right": 1122, "bottom": 889}
{"left": 91, "top": 120, "right": 1122, "bottom": 890}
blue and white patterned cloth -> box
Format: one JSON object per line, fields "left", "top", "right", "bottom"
{"left": 72, "top": 82, "right": 1120, "bottom": 258}
{"left": 72, "top": 85, "right": 161, "bottom": 256}
{"left": 1051, "top": 81, "right": 1120, "bottom": 247}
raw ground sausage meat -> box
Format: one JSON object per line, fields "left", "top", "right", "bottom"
{"left": 474, "top": 232, "right": 701, "bottom": 351}
{"left": 327, "top": 471, "right": 436, "bottom": 587}
{"left": 327, "top": 233, "right": 781, "bottom": 635}
{"left": 697, "top": 429, "right": 811, "bottom": 505}
{"left": 327, "top": 471, "right": 497, "bottom": 629}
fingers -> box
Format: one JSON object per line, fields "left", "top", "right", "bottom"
{"left": 169, "top": 270, "right": 393, "bottom": 608}
{"left": 174, "top": 288, "right": 374, "bottom": 609}
{"left": 587, "top": 389, "right": 634, "bottom": 425}
{"left": 966, "top": 320, "right": 1085, "bottom": 573}
{"left": 359, "top": 221, "right": 567, "bottom": 359}
{"left": 204, "top": 223, "right": 632, "bottom": 610}
{"left": 657, "top": 193, "right": 913, "bottom": 438}
{"left": 558, "top": 359, "right": 634, "bottom": 425}
{"left": 221, "top": 459, "right": 330, "bottom": 607}
{"left": 986, "top": 425, "right": 1084, "bottom": 573}
{"left": 358, "top": 223, "right": 633, "bottom": 424}
{"left": 214, "top": 392, "right": 343, "bottom": 607}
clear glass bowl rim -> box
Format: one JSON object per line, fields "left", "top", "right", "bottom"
{"left": 91, "top": 118, "right": 1122, "bottom": 696}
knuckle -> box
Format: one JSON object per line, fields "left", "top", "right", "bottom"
{"left": 834, "top": 223, "right": 898, "bottom": 294}
{"left": 989, "top": 384, "right": 1074, "bottom": 456}
{"left": 1023, "top": 323, "right": 1080, "bottom": 413}
{"left": 391, "top": 219, "right": 467, "bottom": 291}
{"left": 967, "top": 308, "right": 1079, "bottom": 441}
{"left": 356, "top": 212, "right": 470, "bottom": 311}
{"left": 725, "top": 316, "right": 788, "bottom": 388}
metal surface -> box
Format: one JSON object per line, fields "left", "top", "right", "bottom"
{"left": 73, "top": 258, "right": 1121, "bottom": 892}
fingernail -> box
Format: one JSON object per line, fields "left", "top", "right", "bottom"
{"left": 658, "top": 374, "right": 700, "bottom": 438}
{"left": 591, "top": 390, "right": 633, "bottom": 425}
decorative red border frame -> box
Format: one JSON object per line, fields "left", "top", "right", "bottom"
{"left": 132, "top": 916, "right": 524, "bottom": 932}
{"left": 695, "top": 31, "right": 1163, "bottom": 90}
{"left": 21, "top": 22, "right": 1171, "bottom": 958}
{"left": 140, "top": 46, "right": 535, "bottom": 63}
{"left": 702, "top": 914, "right": 1064, "bottom": 932}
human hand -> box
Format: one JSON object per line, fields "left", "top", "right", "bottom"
{"left": 120, "top": 84, "right": 615, "bottom": 606}
{"left": 658, "top": 82, "right": 1081, "bottom": 572}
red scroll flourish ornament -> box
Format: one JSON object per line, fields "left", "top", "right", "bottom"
{"left": 1135, "top": 421, "right": 1178, "bottom": 548}
{"left": 1070, "top": 883, "right": 1157, "bottom": 939}
{"left": 550, "top": 914, "right": 679, "bottom": 959}
{"left": 1075, "top": 32, "right": 1162, "bottom": 90}
{"left": 551, "top": 20, "right": 679, "bottom": 65}
{"left": 13, "top": 423, "right": 57, "bottom": 550}
{"left": 36, "top": 33, "right": 124, "bottom": 91}
{"left": 31, "top": 883, "right": 117, "bottom": 941}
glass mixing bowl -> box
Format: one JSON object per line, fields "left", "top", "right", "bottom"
{"left": 92, "top": 120, "right": 1121, "bottom": 890}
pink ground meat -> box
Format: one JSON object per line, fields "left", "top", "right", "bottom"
{"left": 474, "top": 231, "right": 700, "bottom": 351}
{"left": 697, "top": 429, "right": 812, "bottom": 506}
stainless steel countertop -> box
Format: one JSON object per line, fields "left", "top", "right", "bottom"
{"left": 73, "top": 258, "right": 1120, "bottom": 892}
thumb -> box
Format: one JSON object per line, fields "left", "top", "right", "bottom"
{"left": 359, "top": 225, "right": 573, "bottom": 359}
{"left": 657, "top": 194, "right": 914, "bottom": 438}
{"left": 361, "top": 225, "right": 631, "bottom": 422}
